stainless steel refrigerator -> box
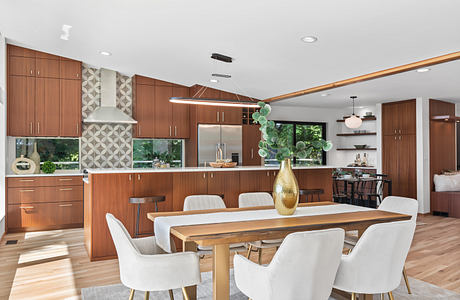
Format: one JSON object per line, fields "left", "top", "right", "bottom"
{"left": 198, "top": 124, "right": 242, "bottom": 166}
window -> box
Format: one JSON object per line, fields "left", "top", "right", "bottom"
{"left": 15, "top": 138, "right": 80, "bottom": 170}
{"left": 264, "top": 121, "right": 326, "bottom": 166}
{"left": 133, "top": 139, "right": 183, "bottom": 168}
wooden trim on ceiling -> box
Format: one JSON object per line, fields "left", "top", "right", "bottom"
{"left": 264, "top": 51, "right": 460, "bottom": 102}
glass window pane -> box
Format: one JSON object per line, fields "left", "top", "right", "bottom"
{"left": 133, "top": 139, "right": 183, "bottom": 168}
{"left": 15, "top": 138, "right": 80, "bottom": 170}
{"left": 265, "top": 123, "right": 294, "bottom": 166}
{"left": 295, "top": 124, "right": 323, "bottom": 166}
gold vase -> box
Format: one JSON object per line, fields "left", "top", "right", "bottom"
{"left": 273, "top": 158, "right": 299, "bottom": 215}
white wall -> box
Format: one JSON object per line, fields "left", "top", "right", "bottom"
{"left": 0, "top": 32, "right": 6, "bottom": 237}
{"left": 269, "top": 104, "right": 379, "bottom": 167}
{"left": 415, "top": 97, "right": 430, "bottom": 214}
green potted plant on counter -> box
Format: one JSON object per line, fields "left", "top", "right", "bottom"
{"left": 252, "top": 101, "right": 333, "bottom": 215}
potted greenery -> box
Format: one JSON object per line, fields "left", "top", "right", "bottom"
{"left": 252, "top": 101, "right": 333, "bottom": 215}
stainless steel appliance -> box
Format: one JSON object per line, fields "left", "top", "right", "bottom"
{"left": 198, "top": 124, "right": 242, "bottom": 166}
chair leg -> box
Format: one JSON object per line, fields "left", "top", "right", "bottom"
{"left": 182, "top": 287, "right": 190, "bottom": 300}
{"left": 258, "top": 248, "right": 262, "bottom": 265}
{"left": 246, "top": 244, "right": 253, "bottom": 259}
{"left": 402, "top": 266, "right": 412, "bottom": 294}
{"left": 388, "top": 291, "right": 395, "bottom": 300}
{"left": 168, "top": 289, "right": 174, "bottom": 300}
{"left": 380, "top": 293, "right": 385, "bottom": 300}
{"left": 351, "top": 292, "right": 356, "bottom": 300}
{"left": 129, "top": 289, "right": 135, "bottom": 300}
{"left": 144, "top": 291, "right": 150, "bottom": 300}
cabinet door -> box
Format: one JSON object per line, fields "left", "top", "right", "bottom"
{"left": 134, "top": 84, "right": 155, "bottom": 137}
{"left": 7, "top": 203, "right": 57, "bottom": 230}
{"left": 399, "top": 100, "right": 416, "bottom": 135}
{"left": 60, "top": 79, "right": 82, "bottom": 137}
{"left": 8, "top": 45, "right": 36, "bottom": 58}
{"left": 154, "top": 85, "right": 173, "bottom": 138}
{"left": 134, "top": 173, "right": 173, "bottom": 235}
{"left": 8, "top": 56, "right": 35, "bottom": 77}
{"left": 239, "top": 170, "right": 271, "bottom": 193}
{"left": 91, "top": 173, "right": 134, "bottom": 258}
{"left": 220, "top": 92, "right": 242, "bottom": 125}
{"left": 172, "top": 172, "right": 208, "bottom": 211}
{"left": 196, "top": 88, "right": 221, "bottom": 124}
{"left": 36, "top": 58, "right": 60, "bottom": 78}
{"left": 242, "top": 125, "right": 261, "bottom": 166}
{"left": 60, "top": 59, "right": 81, "bottom": 80}
{"left": 382, "top": 135, "right": 400, "bottom": 195}
{"left": 295, "top": 169, "right": 333, "bottom": 202}
{"left": 207, "top": 171, "right": 240, "bottom": 208}
{"left": 382, "top": 103, "right": 398, "bottom": 136}
{"left": 35, "top": 78, "right": 60, "bottom": 136}
{"left": 7, "top": 76, "right": 35, "bottom": 136}
{"left": 172, "top": 86, "right": 190, "bottom": 138}
{"left": 397, "top": 134, "right": 417, "bottom": 198}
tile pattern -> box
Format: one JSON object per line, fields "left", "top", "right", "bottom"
{"left": 81, "top": 64, "right": 133, "bottom": 169}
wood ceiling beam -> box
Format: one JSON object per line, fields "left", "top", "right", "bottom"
{"left": 264, "top": 51, "right": 460, "bottom": 102}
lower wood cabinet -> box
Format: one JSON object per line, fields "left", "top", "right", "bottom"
{"left": 295, "top": 169, "right": 333, "bottom": 202}
{"left": 6, "top": 176, "right": 83, "bottom": 232}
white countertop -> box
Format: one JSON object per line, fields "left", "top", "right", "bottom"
{"left": 85, "top": 165, "right": 375, "bottom": 174}
{"left": 6, "top": 171, "right": 84, "bottom": 178}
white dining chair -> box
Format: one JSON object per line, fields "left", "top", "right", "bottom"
{"left": 183, "top": 195, "right": 245, "bottom": 254}
{"left": 106, "top": 213, "right": 201, "bottom": 300}
{"left": 334, "top": 220, "right": 416, "bottom": 300}
{"left": 344, "top": 196, "right": 418, "bottom": 294}
{"left": 234, "top": 228, "right": 345, "bottom": 300}
{"left": 238, "top": 192, "right": 283, "bottom": 264}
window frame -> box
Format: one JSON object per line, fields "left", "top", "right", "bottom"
{"left": 272, "top": 120, "right": 327, "bottom": 165}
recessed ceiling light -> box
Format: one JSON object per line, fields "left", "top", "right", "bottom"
{"left": 321, "top": 93, "right": 330, "bottom": 97}
{"left": 416, "top": 68, "right": 430, "bottom": 73}
{"left": 301, "top": 36, "right": 318, "bottom": 43}
{"left": 60, "top": 24, "right": 72, "bottom": 41}
{"left": 99, "top": 51, "right": 112, "bottom": 56}
{"left": 210, "top": 79, "right": 219, "bottom": 83}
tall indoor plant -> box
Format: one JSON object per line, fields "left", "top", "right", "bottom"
{"left": 252, "top": 101, "right": 333, "bottom": 215}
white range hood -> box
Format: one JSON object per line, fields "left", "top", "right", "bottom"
{"left": 83, "top": 68, "right": 137, "bottom": 124}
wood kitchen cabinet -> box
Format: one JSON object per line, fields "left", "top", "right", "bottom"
{"left": 7, "top": 45, "right": 82, "bottom": 137}
{"left": 133, "top": 82, "right": 156, "bottom": 137}
{"left": 172, "top": 86, "right": 190, "bottom": 138}
{"left": 295, "top": 169, "right": 333, "bottom": 202}
{"left": 133, "top": 173, "right": 173, "bottom": 235}
{"left": 59, "top": 58, "right": 82, "bottom": 80}
{"left": 242, "top": 125, "right": 262, "bottom": 166}
{"left": 207, "top": 171, "right": 240, "bottom": 208}
{"left": 154, "top": 85, "right": 173, "bottom": 138}
{"left": 193, "top": 86, "right": 242, "bottom": 125}
{"left": 172, "top": 172, "right": 208, "bottom": 211}
{"left": 7, "top": 75, "right": 35, "bottom": 136}
{"left": 35, "top": 78, "right": 60, "bottom": 136}
{"left": 382, "top": 100, "right": 417, "bottom": 199}
{"left": 239, "top": 170, "right": 272, "bottom": 193}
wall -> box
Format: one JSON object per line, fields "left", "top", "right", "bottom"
{"left": 80, "top": 64, "right": 133, "bottom": 168}
{"left": 0, "top": 33, "right": 6, "bottom": 236}
{"left": 417, "top": 97, "right": 431, "bottom": 213}
{"left": 269, "top": 104, "right": 379, "bottom": 168}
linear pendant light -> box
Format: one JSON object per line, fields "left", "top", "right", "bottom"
{"left": 170, "top": 97, "right": 259, "bottom": 107}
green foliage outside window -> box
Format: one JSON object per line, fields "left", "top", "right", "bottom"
{"left": 133, "top": 139, "right": 183, "bottom": 168}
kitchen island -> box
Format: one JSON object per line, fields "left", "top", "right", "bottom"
{"left": 83, "top": 165, "right": 358, "bottom": 260}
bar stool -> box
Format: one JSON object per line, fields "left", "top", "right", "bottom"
{"left": 129, "top": 196, "right": 165, "bottom": 237}
{"left": 299, "top": 189, "right": 324, "bottom": 202}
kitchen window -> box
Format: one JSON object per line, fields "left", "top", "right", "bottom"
{"left": 133, "top": 139, "right": 184, "bottom": 168}
{"left": 264, "top": 121, "right": 327, "bottom": 166}
{"left": 15, "top": 138, "right": 80, "bottom": 170}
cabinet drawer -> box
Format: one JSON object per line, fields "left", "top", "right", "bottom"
{"left": 8, "top": 187, "right": 50, "bottom": 204}
{"left": 7, "top": 177, "right": 55, "bottom": 188}
{"left": 54, "top": 185, "right": 83, "bottom": 201}
{"left": 57, "top": 201, "right": 83, "bottom": 225}
{"left": 55, "top": 176, "right": 83, "bottom": 186}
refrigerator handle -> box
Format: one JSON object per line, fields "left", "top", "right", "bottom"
{"left": 217, "top": 111, "right": 220, "bottom": 122}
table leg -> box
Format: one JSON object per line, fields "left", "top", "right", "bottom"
{"left": 183, "top": 241, "right": 197, "bottom": 300}
{"left": 361, "top": 294, "right": 373, "bottom": 300}
{"left": 213, "top": 244, "right": 230, "bottom": 300}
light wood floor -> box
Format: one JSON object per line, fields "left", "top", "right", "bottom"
{"left": 0, "top": 214, "right": 459, "bottom": 299}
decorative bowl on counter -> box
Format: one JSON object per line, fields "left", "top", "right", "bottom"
{"left": 354, "top": 144, "right": 368, "bottom": 149}
{"left": 222, "top": 162, "right": 237, "bottom": 168}
{"left": 209, "top": 162, "right": 224, "bottom": 168}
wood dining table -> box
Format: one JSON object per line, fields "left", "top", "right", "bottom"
{"left": 147, "top": 201, "right": 410, "bottom": 300}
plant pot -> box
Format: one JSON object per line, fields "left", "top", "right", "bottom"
{"left": 273, "top": 158, "right": 299, "bottom": 215}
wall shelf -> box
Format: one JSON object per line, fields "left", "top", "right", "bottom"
{"left": 336, "top": 117, "right": 376, "bottom": 122}
{"left": 336, "top": 148, "right": 377, "bottom": 151}
{"left": 336, "top": 132, "right": 377, "bottom": 136}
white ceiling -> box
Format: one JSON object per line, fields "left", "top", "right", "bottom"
{"left": 1, "top": 0, "right": 460, "bottom": 107}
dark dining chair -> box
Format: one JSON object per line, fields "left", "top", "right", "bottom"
{"left": 332, "top": 177, "right": 349, "bottom": 204}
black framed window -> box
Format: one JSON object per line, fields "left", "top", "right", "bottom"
{"left": 264, "top": 121, "right": 327, "bottom": 166}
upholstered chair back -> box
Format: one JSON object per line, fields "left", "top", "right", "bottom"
{"left": 238, "top": 192, "right": 274, "bottom": 208}
{"left": 183, "top": 195, "right": 226, "bottom": 211}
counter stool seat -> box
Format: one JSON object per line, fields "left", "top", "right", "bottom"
{"left": 129, "top": 196, "right": 165, "bottom": 237}
{"left": 299, "top": 189, "right": 324, "bottom": 202}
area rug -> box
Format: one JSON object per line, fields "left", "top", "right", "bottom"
{"left": 81, "top": 270, "right": 460, "bottom": 300}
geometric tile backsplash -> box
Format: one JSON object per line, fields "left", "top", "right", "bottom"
{"left": 80, "top": 64, "right": 133, "bottom": 168}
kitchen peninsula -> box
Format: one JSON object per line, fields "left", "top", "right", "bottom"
{"left": 84, "top": 165, "right": 339, "bottom": 260}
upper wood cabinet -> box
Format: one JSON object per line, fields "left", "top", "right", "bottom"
{"left": 382, "top": 100, "right": 416, "bottom": 136}
{"left": 193, "top": 86, "right": 242, "bottom": 125}
{"left": 132, "top": 75, "right": 190, "bottom": 139}
{"left": 242, "top": 125, "right": 262, "bottom": 166}
{"left": 7, "top": 45, "right": 82, "bottom": 137}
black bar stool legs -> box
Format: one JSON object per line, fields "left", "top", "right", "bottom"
{"left": 129, "top": 196, "right": 166, "bottom": 237}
